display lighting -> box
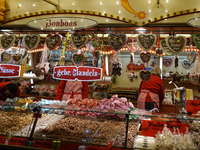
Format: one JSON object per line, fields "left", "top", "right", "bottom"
{"left": 100, "top": 2, "right": 102, "bottom": 5}
{"left": 116, "top": 1, "right": 119, "bottom": 4}
{"left": 33, "top": 4, "right": 35, "bottom": 7}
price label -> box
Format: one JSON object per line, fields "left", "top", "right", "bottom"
{"left": 0, "top": 136, "right": 6, "bottom": 144}
{"left": 8, "top": 138, "right": 26, "bottom": 146}
{"left": 43, "top": 141, "right": 52, "bottom": 149}
{"left": 59, "top": 142, "right": 80, "bottom": 150}
{"left": 141, "top": 120, "right": 189, "bottom": 137}
{"left": 32, "top": 140, "right": 44, "bottom": 148}
{"left": 187, "top": 100, "right": 200, "bottom": 114}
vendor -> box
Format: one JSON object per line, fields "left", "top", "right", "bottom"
{"left": 137, "top": 67, "right": 165, "bottom": 111}
{"left": 55, "top": 80, "right": 88, "bottom": 100}
{"left": 0, "top": 82, "right": 21, "bottom": 101}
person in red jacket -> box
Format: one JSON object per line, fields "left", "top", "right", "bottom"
{"left": 0, "top": 82, "right": 21, "bottom": 101}
{"left": 137, "top": 66, "right": 165, "bottom": 111}
{"left": 55, "top": 80, "right": 88, "bottom": 101}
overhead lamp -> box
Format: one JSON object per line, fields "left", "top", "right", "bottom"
{"left": 1, "top": 29, "right": 11, "bottom": 32}
{"left": 135, "top": 28, "right": 146, "bottom": 33}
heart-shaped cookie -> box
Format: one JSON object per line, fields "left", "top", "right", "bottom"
{"left": 192, "top": 33, "right": 200, "bottom": 50}
{"left": 1, "top": 52, "right": 11, "bottom": 63}
{"left": 187, "top": 51, "right": 196, "bottom": 64}
{"left": 139, "top": 70, "right": 151, "bottom": 82}
{"left": 163, "top": 57, "right": 173, "bottom": 67}
{"left": 126, "top": 38, "right": 140, "bottom": 52}
{"left": 86, "top": 38, "right": 100, "bottom": 52}
{"left": 137, "top": 34, "right": 157, "bottom": 51}
{"left": 160, "top": 40, "right": 172, "bottom": 55}
{"left": 23, "top": 34, "right": 40, "bottom": 50}
{"left": 72, "top": 53, "right": 85, "bottom": 66}
{"left": 108, "top": 33, "right": 127, "bottom": 51}
{"left": 140, "top": 52, "right": 151, "bottom": 63}
{"left": 12, "top": 54, "right": 22, "bottom": 63}
{"left": 65, "top": 40, "right": 74, "bottom": 52}
{"left": 45, "top": 33, "right": 62, "bottom": 50}
{"left": 190, "top": 74, "right": 199, "bottom": 85}
{"left": 165, "top": 36, "right": 187, "bottom": 54}
{"left": 155, "top": 47, "right": 163, "bottom": 56}
{"left": 182, "top": 59, "right": 193, "bottom": 69}
{"left": 0, "top": 34, "right": 16, "bottom": 50}
{"left": 71, "top": 33, "right": 89, "bottom": 49}
{"left": 34, "top": 68, "right": 45, "bottom": 77}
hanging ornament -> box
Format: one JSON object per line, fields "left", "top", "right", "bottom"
{"left": 139, "top": 70, "right": 151, "bottom": 82}
{"left": 1, "top": 51, "right": 11, "bottom": 63}
{"left": 190, "top": 51, "right": 200, "bottom": 85}
{"left": 59, "top": 32, "right": 69, "bottom": 66}
{"left": 110, "top": 51, "right": 122, "bottom": 76}
{"left": 0, "top": 34, "right": 16, "bottom": 50}
{"left": 155, "top": 34, "right": 163, "bottom": 56}
{"left": 45, "top": 33, "right": 62, "bottom": 50}
{"left": 86, "top": 34, "right": 100, "bottom": 52}
{"left": 126, "top": 37, "right": 140, "bottom": 52}
{"left": 192, "top": 33, "right": 200, "bottom": 50}
{"left": 128, "top": 72, "right": 138, "bottom": 82}
{"left": 140, "top": 52, "right": 151, "bottom": 63}
{"left": 98, "top": 34, "right": 104, "bottom": 68}
{"left": 108, "top": 33, "right": 127, "bottom": 51}
{"left": 137, "top": 33, "right": 157, "bottom": 51}
{"left": 163, "top": 57, "right": 173, "bottom": 67}
{"left": 23, "top": 34, "right": 40, "bottom": 50}
{"left": 170, "top": 71, "right": 184, "bottom": 83}
{"left": 71, "top": 32, "right": 89, "bottom": 49}
{"left": 72, "top": 50, "right": 85, "bottom": 66}
{"left": 160, "top": 40, "right": 172, "bottom": 55}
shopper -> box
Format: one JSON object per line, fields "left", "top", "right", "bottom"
{"left": 55, "top": 80, "right": 88, "bottom": 100}
{"left": 0, "top": 82, "right": 21, "bottom": 101}
{"left": 137, "top": 66, "right": 165, "bottom": 111}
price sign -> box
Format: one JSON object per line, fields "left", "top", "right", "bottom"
{"left": 32, "top": 140, "right": 44, "bottom": 148}
{"left": 0, "top": 136, "right": 6, "bottom": 144}
{"left": 187, "top": 100, "right": 200, "bottom": 114}
{"left": 0, "top": 64, "right": 21, "bottom": 78}
{"left": 8, "top": 138, "right": 26, "bottom": 146}
{"left": 141, "top": 120, "right": 189, "bottom": 137}
{"left": 59, "top": 142, "right": 80, "bottom": 150}
{"left": 53, "top": 66, "right": 102, "bottom": 81}
{"left": 43, "top": 141, "right": 52, "bottom": 149}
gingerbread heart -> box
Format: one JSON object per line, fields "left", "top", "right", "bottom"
{"left": 45, "top": 33, "right": 62, "bottom": 50}
{"left": 0, "top": 34, "right": 16, "bottom": 50}
{"left": 1, "top": 52, "right": 11, "bottom": 63}
{"left": 12, "top": 54, "right": 22, "bottom": 63}
{"left": 140, "top": 52, "right": 151, "bottom": 63}
{"left": 137, "top": 34, "right": 157, "bottom": 51}
{"left": 163, "top": 57, "right": 173, "bottom": 67}
{"left": 165, "top": 36, "right": 187, "bottom": 54}
{"left": 108, "top": 33, "right": 127, "bottom": 51}
{"left": 139, "top": 70, "right": 151, "bottom": 82}
{"left": 190, "top": 74, "right": 199, "bottom": 85}
{"left": 72, "top": 53, "right": 85, "bottom": 66}
{"left": 126, "top": 37, "right": 140, "bottom": 52}
{"left": 34, "top": 68, "right": 45, "bottom": 77}
{"left": 160, "top": 40, "right": 172, "bottom": 55}
{"left": 23, "top": 34, "right": 40, "bottom": 50}
{"left": 71, "top": 33, "right": 89, "bottom": 49}
{"left": 182, "top": 59, "right": 193, "bottom": 69}
{"left": 86, "top": 38, "right": 100, "bottom": 52}
{"left": 65, "top": 40, "right": 74, "bottom": 52}
{"left": 155, "top": 47, "right": 163, "bottom": 56}
{"left": 187, "top": 51, "right": 196, "bottom": 64}
{"left": 192, "top": 33, "right": 200, "bottom": 50}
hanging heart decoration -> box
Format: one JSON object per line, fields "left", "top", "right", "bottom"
{"left": 192, "top": 33, "right": 200, "bottom": 50}
{"left": 23, "top": 34, "right": 40, "bottom": 50}
{"left": 126, "top": 37, "right": 140, "bottom": 52}
{"left": 160, "top": 40, "right": 172, "bottom": 55}
{"left": 187, "top": 51, "right": 196, "bottom": 64}
{"left": 33, "top": 68, "right": 45, "bottom": 77}
{"left": 140, "top": 52, "right": 151, "bottom": 63}
{"left": 0, "top": 34, "right": 16, "bottom": 50}
{"left": 108, "top": 33, "right": 127, "bottom": 51}
{"left": 65, "top": 40, "right": 74, "bottom": 52}
{"left": 72, "top": 52, "right": 85, "bottom": 66}
{"left": 137, "top": 34, "right": 157, "bottom": 51}
{"left": 155, "top": 47, "right": 163, "bottom": 56}
{"left": 163, "top": 57, "right": 173, "bottom": 67}
{"left": 165, "top": 36, "right": 187, "bottom": 54}
{"left": 170, "top": 71, "right": 184, "bottom": 83}
{"left": 92, "top": 51, "right": 100, "bottom": 67}
{"left": 182, "top": 59, "right": 193, "bottom": 69}
{"left": 12, "top": 53, "right": 22, "bottom": 63}
{"left": 190, "top": 74, "right": 199, "bottom": 85}
{"left": 86, "top": 38, "right": 100, "bottom": 52}
{"left": 139, "top": 70, "right": 152, "bottom": 82}
{"left": 71, "top": 33, "right": 89, "bottom": 49}
{"left": 45, "top": 33, "right": 62, "bottom": 50}
{"left": 1, "top": 52, "right": 11, "bottom": 63}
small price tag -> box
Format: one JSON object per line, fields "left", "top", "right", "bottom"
{"left": 33, "top": 113, "right": 42, "bottom": 118}
{"left": 0, "top": 136, "right": 6, "bottom": 144}
{"left": 187, "top": 100, "right": 200, "bottom": 114}
{"left": 32, "top": 140, "right": 44, "bottom": 148}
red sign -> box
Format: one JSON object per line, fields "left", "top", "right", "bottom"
{"left": 33, "top": 113, "right": 42, "bottom": 118}
{"left": 187, "top": 100, "right": 200, "bottom": 114}
{"left": 141, "top": 120, "right": 189, "bottom": 137}
{"left": 53, "top": 66, "right": 102, "bottom": 81}
{"left": 0, "top": 64, "right": 21, "bottom": 78}
{"left": 8, "top": 137, "right": 26, "bottom": 146}
{"left": 0, "top": 136, "right": 6, "bottom": 144}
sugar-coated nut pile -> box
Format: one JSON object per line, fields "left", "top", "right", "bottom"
{"left": 113, "top": 121, "right": 138, "bottom": 148}
{"left": 15, "top": 114, "right": 64, "bottom": 137}
{"left": 91, "top": 120, "right": 123, "bottom": 145}
{"left": 0, "top": 111, "right": 33, "bottom": 135}
{"left": 190, "top": 121, "right": 200, "bottom": 148}
{"left": 39, "top": 116, "right": 103, "bottom": 142}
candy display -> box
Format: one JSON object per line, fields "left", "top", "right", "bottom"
{"left": 37, "top": 116, "right": 103, "bottom": 143}
{"left": 113, "top": 121, "right": 138, "bottom": 148}
{"left": 14, "top": 97, "right": 33, "bottom": 111}
{"left": 190, "top": 121, "right": 200, "bottom": 148}
{"left": 15, "top": 114, "right": 64, "bottom": 137}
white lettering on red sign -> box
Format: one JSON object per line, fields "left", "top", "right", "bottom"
{"left": 0, "top": 67, "right": 15, "bottom": 74}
